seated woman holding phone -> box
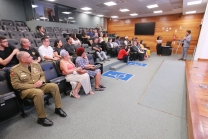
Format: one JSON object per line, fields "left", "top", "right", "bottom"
{"left": 59, "top": 49, "right": 94, "bottom": 98}
{"left": 75, "top": 47, "right": 105, "bottom": 91}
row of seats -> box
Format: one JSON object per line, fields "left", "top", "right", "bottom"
{"left": 0, "top": 19, "right": 27, "bottom": 26}
{"left": 0, "top": 52, "right": 102, "bottom": 122}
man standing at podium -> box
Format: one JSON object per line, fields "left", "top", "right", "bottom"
{"left": 179, "top": 30, "right": 192, "bottom": 61}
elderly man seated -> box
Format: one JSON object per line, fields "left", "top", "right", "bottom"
{"left": 10, "top": 51, "right": 67, "bottom": 126}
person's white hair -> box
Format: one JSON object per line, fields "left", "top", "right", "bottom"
{"left": 60, "top": 49, "right": 67, "bottom": 57}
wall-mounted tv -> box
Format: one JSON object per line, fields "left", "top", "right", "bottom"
{"left": 134, "top": 22, "right": 155, "bottom": 35}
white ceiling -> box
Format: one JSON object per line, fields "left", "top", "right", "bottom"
{"left": 46, "top": 0, "right": 207, "bottom": 19}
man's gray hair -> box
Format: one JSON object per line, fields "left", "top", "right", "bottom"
{"left": 19, "top": 38, "right": 28, "bottom": 46}
{"left": 17, "top": 51, "right": 27, "bottom": 60}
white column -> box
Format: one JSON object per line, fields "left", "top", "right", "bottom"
{"left": 194, "top": 2, "right": 208, "bottom": 60}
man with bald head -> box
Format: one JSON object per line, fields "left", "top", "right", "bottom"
{"left": 10, "top": 51, "right": 67, "bottom": 126}
{"left": 19, "top": 38, "right": 41, "bottom": 63}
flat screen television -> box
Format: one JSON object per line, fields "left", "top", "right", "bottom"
{"left": 134, "top": 22, "right": 155, "bottom": 35}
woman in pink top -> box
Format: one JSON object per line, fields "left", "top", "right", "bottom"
{"left": 60, "top": 49, "right": 93, "bottom": 98}
{"left": 71, "top": 33, "right": 81, "bottom": 46}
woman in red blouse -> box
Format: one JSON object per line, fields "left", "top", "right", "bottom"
{"left": 117, "top": 45, "right": 130, "bottom": 63}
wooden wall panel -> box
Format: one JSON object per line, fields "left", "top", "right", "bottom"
{"left": 107, "top": 14, "right": 203, "bottom": 54}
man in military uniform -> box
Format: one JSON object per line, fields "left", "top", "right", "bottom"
{"left": 10, "top": 51, "right": 67, "bottom": 126}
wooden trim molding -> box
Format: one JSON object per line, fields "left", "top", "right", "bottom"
{"left": 198, "top": 58, "right": 208, "bottom": 61}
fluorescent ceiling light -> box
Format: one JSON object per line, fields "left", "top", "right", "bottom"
{"left": 154, "top": 10, "right": 163, "bottom": 13}
{"left": 104, "top": 1, "right": 117, "bottom": 6}
{"left": 62, "top": 12, "right": 71, "bottom": 14}
{"left": 47, "top": 0, "right": 55, "bottom": 1}
{"left": 84, "top": 12, "right": 92, "bottom": 14}
{"left": 119, "top": 9, "right": 129, "bottom": 12}
{"left": 186, "top": 11, "right": 196, "bottom": 14}
{"left": 32, "top": 5, "right": 38, "bottom": 8}
{"left": 68, "top": 17, "right": 74, "bottom": 19}
{"left": 130, "top": 13, "right": 138, "bottom": 16}
{"left": 70, "top": 20, "right": 76, "bottom": 22}
{"left": 147, "top": 4, "right": 158, "bottom": 9}
{"left": 81, "top": 7, "right": 92, "bottom": 10}
{"left": 111, "top": 16, "right": 118, "bottom": 18}
{"left": 187, "top": 0, "right": 202, "bottom": 5}
{"left": 97, "top": 15, "right": 104, "bottom": 17}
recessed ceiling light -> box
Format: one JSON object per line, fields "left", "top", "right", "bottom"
{"left": 97, "top": 15, "right": 104, "bottom": 17}
{"left": 130, "top": 13, "right": 138, "bottom": 16}
{"left": 62, "top": 12, "right": 71, "bottom": 14}
{"left": 186, "top": 11, "right": 196, "bottom": 14}
{"left": 32, "top": 5, "right": 38, "bottom": 8}
{"left": 147, "top": 4, "right": 158, "bottom": 9}
{"left": 104, "top": 1, "right": 117, "bottom": 6}
{"left": 187, "top": 0, "right": 202, "bottom": 5}
{"left": 84, "top": 12, "right": 92, "bottom": 14}
{"left": 119, "top": 9, "right": 129, "bottom": 12}
{"left": 81, "top": 7, "right": 92, "bottom": 11}
{"left": 111, "top": 16, "right": 118, "bottom": 18}
{"left": 68, "top": 17, "right": 74, "bottom": 19}
{"left": 153, "top": 10, "right": 163, "bottom": 13}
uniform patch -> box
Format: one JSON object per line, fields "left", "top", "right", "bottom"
{"left": 32, "top": 52, "right": 35, "bottom": 55}
{"left": 10, "top": 72, "right": 14, "bottom": 76}
{"left": 20, "top": 73, "right": 27, "bottom": 77}
{"left": 33, "top": 67, "right": 39, "bottom": 73}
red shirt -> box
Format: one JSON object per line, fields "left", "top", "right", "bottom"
{"left": 117, "top": 49, "right": 129, "bottom": 59}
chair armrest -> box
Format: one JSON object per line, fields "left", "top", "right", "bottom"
{"left": 49, "top": 76, "right": 66, "bottom": 84}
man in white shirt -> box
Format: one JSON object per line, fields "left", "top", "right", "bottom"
{"left": 38, "top": 37, "right": 59, "bottom": 61}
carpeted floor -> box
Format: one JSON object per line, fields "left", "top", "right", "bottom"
{"left": 0, "top": 53, "right": 190, "bottom": 139}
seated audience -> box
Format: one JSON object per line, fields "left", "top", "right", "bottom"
{"left": 53, "top": 39, "right": 63, "bottom": 59}
{"left": 0, "top": 36, "right": 19, "bottom": 70}
{"left": 117, "top": 45, "right": 130, "bottom": 63}
{"left": 124, "top": 36, "right": 131, "bottom": 46}
{"left": 19, "top": 38, "right": 41, "bottom": 63}
{"left": 112, "top": 38, "right": 119, "bottom": 47}
{"left": 106, "top": 38, "right": 119, "bottom": 55}
{"left": 99, "top": 32, "right": 107, "bottom": 51}
{"left": 60, "top": 49, "right": 94, "bottom": 98}
{"left": 131, "top": 40, "right": 145, "bottom": 60}
{"left": 92, "top": 32, "right": 99, "bottom": 39}
{"left": 75, "top": 47, "right": 105, "bottom": 91}
{"left": 87, "top": 28, "right": 95, "bottom": 39}
{"left": 38, "top": 37, "right": 59, "bottom": 61}
{"left": 10, "top": 51, "right": 67, "bottom": 126}
{"left": 140, "top": 40, "right": 150, "bottom": 57}
{"left": 63, "top": 37, "right": 76, "bottom": 56}
{"left": 81, "top": 29, "right": 91, "bottom": 46}
{"left": 103, "top": 33, "right": 108, "bottom": 43}
{"left": 115, "top": 36, "right": 121, "bottom": 47}
{"left": 71, "top": 33, "right": 81, "bottom": 46}
{"left": 92, "top": 37, "right": 109, "bottom": 62}
{"left": 36, "top": 26, "right": 48, "bottom": 38}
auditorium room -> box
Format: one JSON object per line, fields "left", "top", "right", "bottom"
{"left": 0, "top": 0, "right": 208, "bottom": 139}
